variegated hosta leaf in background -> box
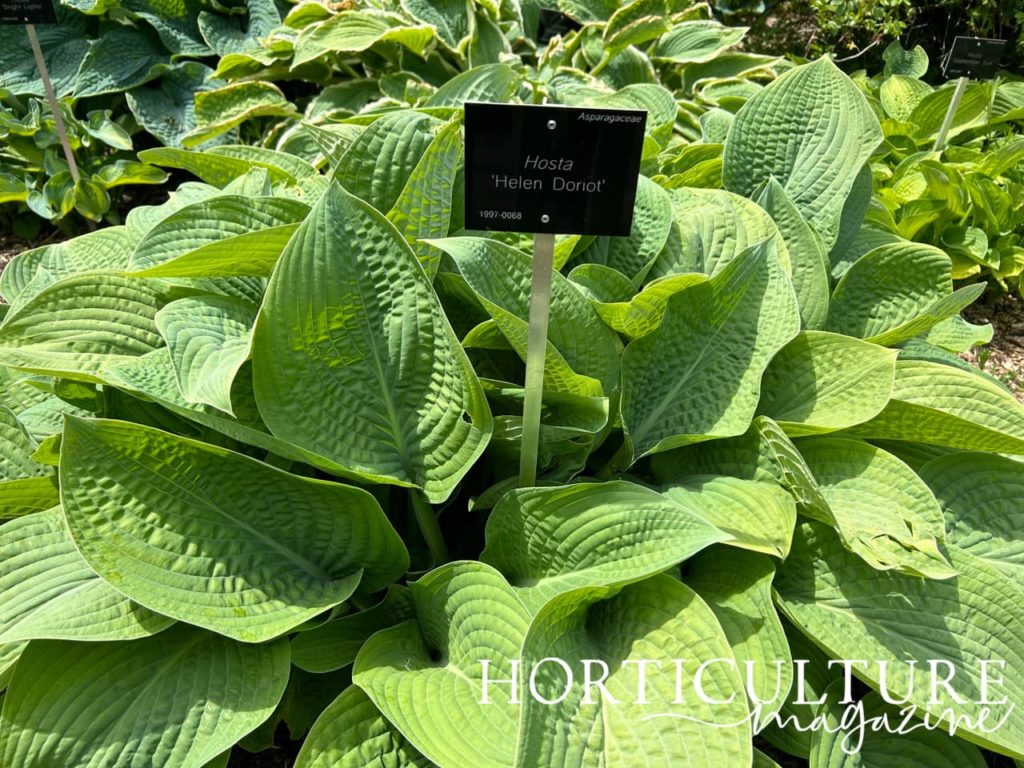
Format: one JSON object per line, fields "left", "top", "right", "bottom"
{"left": 1, "top": 36, "right": 1024, "bottom": 768}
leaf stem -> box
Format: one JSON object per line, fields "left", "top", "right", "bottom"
{"left": 411, "top": 491, "right": 448, "bottom": 566}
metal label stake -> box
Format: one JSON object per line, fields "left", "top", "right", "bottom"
{"left": 933, "top": 76, "right": 967, "bottom": 153}
{"left": 25, "top": 23, "right": 79, "bottom": 184}
{"left": 518, "top": 231, "right": 555, "bottom": 488}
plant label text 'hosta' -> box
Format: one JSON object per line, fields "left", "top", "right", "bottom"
{"left": 464, "top": 102, "right": 646, "bottom": 236}
{"left": 0, "top": 0, "right": 55, "bottom": 24}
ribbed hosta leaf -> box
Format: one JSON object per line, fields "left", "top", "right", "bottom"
{"left": 880, "top": 75, "right": 932, "bottom": 121}
{"left": 723, "top": 58, "right": 883, "bottom": 248}
{"left": 516, "top": 575, "right": 752, "bottom": 767}
{"left": 847, "top": 360, "right": 1024, "bottom": 453}
{"left": 918, "top": 453, "right": 1024, "bottom": 589}
{"left": 591, "top": 272, "right": 707, "bottom": 340}
{"left": 798, "top": 437, "right": 955, "bottom": 578}
{"left": 354, "top": 562, "right": 531, "bottom": 768}
{"left": 584, "top": 175, "right": 673, "bottom": 283}
{"left": 480, "top": 481, "right": 727, "bottom": 612}
{"left": 684, "top": 548, "right": 793, "bottom": 727}
{"left": 386, "top": 120, "right": 461, "bottom": 279}
{"left": 0, "top": 407, "right": 44, "bottom": 481}
{"left": 0, "top": 226, "right": 136, "bottom": 304}
{"left": 810, "top": 686, "right": 987, "bottom": 768}
{"left": 127, "top": 195, "right": 309, "bottom": 276}
{"left": 156, "top": 295, "right": 255, "bottom": 415}
{"left": 252, "top": 183, "right": 491, "bottom": 502}
{"left": 647, "top": 188, "right": 789, "bottom": 280}
{"left": 826, "top": 242, "right": 985, "bottom": 346}
{"left": 0, "top": 508, "right": 173, "bottom": 643}
{"left": 0, "top": 476, "right": 60, "bottom": 520}
{"left": 776, "top": 522, "right": 1024, "bottom": 760}
{"left": 434, "top": 236, "right": 620, "bottom": 397}
{"left": 651, "top": 20, "right": 747, "bottom": 63}
{"left": 59, "top": 417, "right": 409, "bottom": 642}
{"left": 296, "top": 686, "right": 433, "bottom": 768}
{"left": 292, "top": 587, "right": 415, "bottom": 673}
{"left": 424, "top": 63, "right": 522, "bottom": 107}
{"left": 755, "top": 178, "right": 830, "bottom": 329}
{"left": 662, "top": 476, "right": 795, "bottom": 558}
{"left": 757, "top": 331, "right": 896, "bottom": 436}
{"left": 293, "top": 11, "right": 434, "bottom": 66}
{"left": 0, "top": 625, "right": 289, "bottom": 768}
{"left": 0, "top": 273, "right": 168, "bottom": 383}
{"left": 621, "top": 245, "right": 801, "bottom": 459}
{"left": 336, "top": 111, "right": 441, "bottom": 214}
{"left": 184, "top": 82, "right": 297, "bottom": 147}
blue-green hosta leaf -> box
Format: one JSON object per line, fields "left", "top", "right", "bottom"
{"left": 0, "top": 226, "right": 137, "bottom": 305}
{"left": 336, "top": 111, "right": 441, "bottom": 214}
{"left": 480, "top": 481, "right": 727, "bottom": 613}
{"left": 757, "top": 331, "right": 896, "bottom": 436}
{"left": 755, "top": 178, "right": 830, "bottom": 329}
{"left": 582, "top": 175, "right": 673, "bottom": 284}
{"left": 723, "top": 58, "right": 883, "bottom": 249}
{"left": 252, "top": 183, "right": 491, "bottom": 502}
{"left": 292, "top": 587, "right": 415, "bottom": 674}
{"left": 810, "top": 685, "right": 987, "bottom": 768}
{"left": 797, "top": 437, "right": 955, "bottom": 579}
{"left": 919, "top": 315, "right": 993, "bottom": 353}
{"left": 621, "top": 244, "right": 801, "bottom": 459}
{"left": 127, "top": 62, "right": 226, "bottom": 149}
{"left": 197, "top": 0, "right": 279, "bottom": 55}
{"left": 205, "top": 145, "right": 320, "bottom": 183}
{"left": 646, "top": 187, "right": 790, "bottom": 280}
{"left": 59, "top": 417, "right": 409, "bottom": 642}
{"left": 828, "top": 164, "right": 876, "bottom": 277}
{"left": 776, "top": 521, "right": 1024, "bottom": 760}
{"left": 880, "top": 75, "right": 932, "bottom": 121}
{"left": 603, "top": 0, "right": 670, "bottom": 56}
{"left": 295, "top": 685, "right": 433, "bottom": 768}
{"left": 74, "top": 26, "right": 167, "bottom": 98}
{"left": 662, "top": 476, "right": 795, "bottom": 559}
{"left": 354, "top": 562, "right": 531, "bottom": 768}
{"left": 433, "top": 236, "right": 620, "bottom": 397}
{"left": 516, "top": 575, "right": 752, "bottom": 767}
{"left": 402, "top": 0, "right": 468, "bottom": 47}
{"left": 0, "top": 274, "right": 168, "bottom": 383}
{"left": 0, "top": 407, "right": 44, "bottom": 481}
{"left": 684, "top": 548, "right": 793, "bottom": 727}
{"left": 293, "top": 12, "right": 434, "bottom": 66}
{"left": 424, "top": 63, "right": 523, "bottom": 108}
{"left": 882, "top": 40, "right": 929, "bottom": 77}
{"left": 826, "top": 242, "right": 985, "bottom": 346}
{"left": 0, "top": 18, "right": 90, "bottom": 97}
{"left": 592, "top": 272, "right": 708, "bottom": 340}
{"left": 0, "top": 476, "right": 60, "bottom": 520}
{"left": 138, "top": 148, "right": 297, "bottom": 188}
{"left": 910, "top": 82, "right": 991, "bottom": 140}
{"left": 184, "top": 82, "right": 297, "bottom": 147}
{"left": 387, "top": 120, "right": 461, "bottom": 279}
{"left": 155, "top": 296, "right": 256, "bottom": 415}
{"left": 0, "top": 625, "right": 289, "bottom": 768}
{"left": 651, "top": 20, "right": 747, "bottom": 63}
{"left": 918, "top": 453, "right": 1024, "bottom": 590}
{"left": 127, "top": 195, "right": 309, "bottom": 277}
{"left": 0, "top": 508, "right": 174, "bottom": 643}
{"left": 121, "top": 0, "right": 210, "bottom": 57}
{"left": 847, "top": 360, "right": 1024, "bottom": 453}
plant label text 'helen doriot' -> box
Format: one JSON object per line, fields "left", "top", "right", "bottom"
{"left": 0, "top": 0, "right": 56, "bottom": 24}
{"left": 463, "top": 102, "right": 646, "bottom": 236}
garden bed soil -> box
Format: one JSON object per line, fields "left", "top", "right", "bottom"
{"left": 963, "top": 292, "right": 1024, "bottom": 401}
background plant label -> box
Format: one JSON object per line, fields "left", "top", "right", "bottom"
{"left": 0, "top": 0, "right": 56, "bottom": 24}
{"left": 464, "top": 102, "right": 646, "bottom": 236}
{"left": 943, "top": 36, "right": 1006, "bottom": 79}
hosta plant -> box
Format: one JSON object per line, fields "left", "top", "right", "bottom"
{"left": 1, "top": 56, "right": 1024, "bottom": 768}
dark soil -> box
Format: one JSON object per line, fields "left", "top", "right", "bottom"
{"left": 963, "top": 291, "right": 1024, "bottom": 402}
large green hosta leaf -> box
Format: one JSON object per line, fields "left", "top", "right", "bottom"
{"left": 292, "top": 11, "right": 434, "bottom": 66}
{"left": 127, "top": 195, "right": 309, "bottom": 276}
{"left": 847, "top": 360, "right": 1024, "bottom": 453}
{"left": 825, "top": 242, "right": 984, "bottom": 346}
{"left": 723, "top": 58, "right": 883, "bottom": 249}
{"left": 252, "top": 183, "right": 491, "bottom": 502}
{"left": 918, "top": 453, "right": 1024, "bottom": 589}
{"left": 59, "top": 417, "right": 409, "bottom": 642}
{"left": 776, "top": 522, "right": 1024, "bottom": 760}
{"left": 797, "top": 437, "right": 955, "bottom": 579}
{"left": 296, "top": 685, "right": 433, "bottom": 768}
{"left": 0, "top": 274, "right": 168, "bottom": 383}
{"left": 0, "top": 625, "right": 289, "bottom": 768}
{"left": 0, "top": 407, "right": 45, "bottom": 481}
{"left": 433, "top": 237, "right": 620, "bottom": 397}
{"left": 621, "top": 244, "right": 800, "bottom": 459}
{"left": 155, "top": 296, "right": 256, "bottom": 415}
{"left": 757, "top": 331, "right": 896, "bottom": 436}
{"left": 480, "top": 481, "right": 727, "bottom": 612}
{"left": 515, "top": 575, "right": 753, "bottom": 767}
{"left": 0, "top": 508, "right": 174, "bottom": 643}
